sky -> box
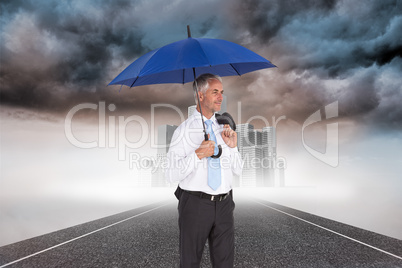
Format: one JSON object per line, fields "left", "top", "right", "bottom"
{"left": 1, "top": 0, "right": 402, "bottom": 245}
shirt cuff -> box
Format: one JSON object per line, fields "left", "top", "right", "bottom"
{"left": 229, "top": 146, "right": 239, "bottom": 153}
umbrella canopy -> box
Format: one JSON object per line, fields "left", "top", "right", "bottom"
{"left": 109, "top": 36, "right": 275, "bottom": 87}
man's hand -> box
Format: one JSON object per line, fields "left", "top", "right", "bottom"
{"left": 195, "top": 134, "right": 216, "bottom": 159}
{"left": 222, "top": 124, "right": 237, "bottom": 148}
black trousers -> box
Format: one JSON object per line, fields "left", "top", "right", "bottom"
{"left": 177, "top": 188, "right": 235, "bottom": 268}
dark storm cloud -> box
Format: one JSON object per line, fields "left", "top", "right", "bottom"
{"left": 231, "top": 0, "right": 401, "bottom": 75}
{"left": 230, "top": 0, "right": 337, "bottom": 43}
{"left": 226, "top": 0, "right": 402, "bottom": 128}
{"left": 0, "top": 0, "right": 224, "bottom": 116}
{"left": 0, "top": 0, "right": 401, "bottom": 129}
{"left": 0, "top": 0, "right": 148, "bottom": 110}
{"left": 0, "top": 1, "right": 143, "bottom": 112}
{"left": 338, "top": 70, "right": 380, "bottom": 117}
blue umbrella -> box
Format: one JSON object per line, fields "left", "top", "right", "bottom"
{"left": 109, "top": 27, "right": 275, "bottom": 87}
{"left": 109, "top": 26, "right": 276, "bottom": 157}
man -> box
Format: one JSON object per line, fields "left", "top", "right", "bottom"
{"left": 166, "top": 73, "right": 242, "bottom": 267}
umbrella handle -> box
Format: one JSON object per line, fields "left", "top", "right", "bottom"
{"left": 211, "top": 145, "right": 222, "bottom": 159}
{"left": 204, "top": 133, "right": 222, "bottom": 158}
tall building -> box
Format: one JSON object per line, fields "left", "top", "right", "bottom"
{"left": 236, "top": 124, "right": 279, "bottom": 187}
{"left": 152, "top": 124, "right": 178, "bottom": 187}
{"left": 236, "top": 123, "right": 254, "bottom": 149}
{"left": 261, "top": 127, "right": 277, "bottom": 186}
{"left": 262, "top": 127, "right": 276, "bottom": 158}
{"left": 248, "top": 130, "right": 262, "bottom": 146}
{"left": 241, "top": 145, "right": 263, "bottom": 187}
{"left": 237, "top": 124, "right": 257, "bottom": 186}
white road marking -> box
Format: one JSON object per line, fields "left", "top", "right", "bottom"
{"left": 0, "top": 203, "right": 170, "bottom": 268}
{"left": 254, "top": 200, "right": 402, "bottom": 261}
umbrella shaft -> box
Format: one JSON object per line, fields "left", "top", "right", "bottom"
{"left": 193, "top": 71, "right": 208, "bottom": 141}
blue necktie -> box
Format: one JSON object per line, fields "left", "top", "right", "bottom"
{"left": 205, "top": 120, "right": 221, "bottom": 190}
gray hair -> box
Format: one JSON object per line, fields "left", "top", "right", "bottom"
{"left": 193, "top": 73, "right": 222, "bottom": 104}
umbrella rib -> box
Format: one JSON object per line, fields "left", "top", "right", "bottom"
{"left": 230, "top": 63, "right": 241, "bottom": 76}
{"left": 130, "top": 76, "right": 139, "bottom": 88}
{"left": 194, "top": 38, "right": 212, "bottom": 66}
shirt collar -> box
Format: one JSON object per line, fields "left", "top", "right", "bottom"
{"left": 193, "top": 109, "right": 217, "bottom": 125}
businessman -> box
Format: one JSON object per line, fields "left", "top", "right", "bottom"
{"left": 166, "top": 73, "right": 242, "bottom": 267}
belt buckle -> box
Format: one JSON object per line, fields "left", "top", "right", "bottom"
{"left": 211, "top": 194, "right": 227, "bottom": 201}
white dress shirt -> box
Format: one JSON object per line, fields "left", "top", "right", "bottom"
{"left": 165, "top": 110, "right": 242, "bottom": 195}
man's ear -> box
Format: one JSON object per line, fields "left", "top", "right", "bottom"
{"left": 198, "top": 92, "right": 203, "bottom": 101}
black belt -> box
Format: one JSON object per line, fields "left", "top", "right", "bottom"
{"left": 184, "top": 189, "right": 231, "bottom": 201}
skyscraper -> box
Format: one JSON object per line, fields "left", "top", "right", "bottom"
{"left": 241, "top": 145, "right": 263, "bottom": 187}
{"left": 237, "top": 124, "right": 258, "bottom": 186}
{"left": 236, "top": 123, "right": 254, "bottom": 149}
{"left": 236, "top": 124, "right": 279, "bottom": 187}
{"left": 262, "top": 127, "right": 276, "bottom": 186}
{"left": 262, "top": 127, "right": 276, "bottom": 158}
{"left": 248, "top": 130, "right": 262, "bottom": 146}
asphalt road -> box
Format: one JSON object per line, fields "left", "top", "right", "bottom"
{"left": 1, "top": 199, "right": 401, "bottom": 268}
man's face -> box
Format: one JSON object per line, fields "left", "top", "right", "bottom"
{"left": 200, "top": 79, "right": 224, "bottom": 116}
